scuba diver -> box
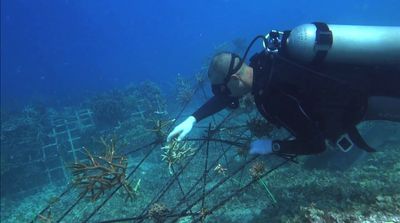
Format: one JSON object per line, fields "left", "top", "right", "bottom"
{"left": 167, "top": 22, "right": 400, "bottom": 156}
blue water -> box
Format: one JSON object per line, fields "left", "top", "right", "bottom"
{"left": 2, "top": 0, "right": 399, "bottom": 109}
{"left": 2, "top": 1, "right": 400, "bottom": 222}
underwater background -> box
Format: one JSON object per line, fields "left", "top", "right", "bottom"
{"left": 1, "top": 0, "right": 400, "bottom": 222}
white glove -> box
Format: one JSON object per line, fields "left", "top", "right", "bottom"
{"left": 167, "top": 116, "right": 197, "bottom": 142}
{"left": 250, "top": 139, "right": 273, "bottom": 155}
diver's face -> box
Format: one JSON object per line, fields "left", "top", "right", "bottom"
{"left": 209, "top": 54, "right": 252, "bottom": 98}
{"left": 210, "top": 64, "right": 252, "bottom": 98}
{"left": 210, "top": 71, "right": 243, "bottom": 97}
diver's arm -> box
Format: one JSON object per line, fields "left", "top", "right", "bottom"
{"left": 167, "top": 96, "right": 234, "bottom": 142}
{"left": 192, "top": 96, "right": 235, "bottom": 122}
{"left": 273, "top": 135, "right": 325, "bottom": 155}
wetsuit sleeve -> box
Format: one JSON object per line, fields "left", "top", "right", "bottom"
{"left": 270, "top": 93, "right": 326, "bottom": 155}
{"left": 192, "top": 96, "right": 234, "bottom": 122}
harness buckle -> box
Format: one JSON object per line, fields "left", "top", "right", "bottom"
{"left": 336, "top": 134, "right": 354, "bottom": 152}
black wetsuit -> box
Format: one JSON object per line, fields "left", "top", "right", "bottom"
{"left": 193, "top": 51, "right": 400, "bottom": 155}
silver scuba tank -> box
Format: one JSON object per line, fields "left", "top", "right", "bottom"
{"left": 283, "top": 23, "right": 400, "bottom": 66}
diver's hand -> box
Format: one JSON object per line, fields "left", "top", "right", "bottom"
{"left": 167, "top": 116, "right": 197, "bottom": 142}
{"left": 250, "top": 139, "right": 273, "bottom": 155}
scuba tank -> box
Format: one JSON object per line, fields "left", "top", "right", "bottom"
{"left": 232, "top": 23, "right": 399, "bottom": 154}
{"left": 264, "top": 22, "right": 400, "bottom": 66}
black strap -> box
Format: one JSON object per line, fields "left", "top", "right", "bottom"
{"left": 249, "top": 52, "right": 274, "bottom": 96}
{"left": 226, "top": 54, "right": 241, "bottom": 82}
{"left": 311, "top": 22, "right": 333, "bottom": 65}
{"left": 348, "top": 126, "right": 376, "bottom": 152}
{"left": 228, "top": 35, "right": 268, "bottom": 77}
{"left": 280, "top": 30, "right": 291, "bottom": 58}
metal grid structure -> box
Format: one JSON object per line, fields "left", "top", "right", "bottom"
{"left": 29, "top": 82, "right": 295, "bottom": 223}
{"left": 1, "top": 108, "right": 96, "bottom": 198}
{"left": 40, "top": 109, "right": 95, "bottom": 185}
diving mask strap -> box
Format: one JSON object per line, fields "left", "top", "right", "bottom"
{"left": 225, "top": 54, "right": 241, "bottom": 83}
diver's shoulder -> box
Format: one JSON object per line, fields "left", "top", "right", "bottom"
{"left": 249, "top": 51, "right": 274, "bottom": 67}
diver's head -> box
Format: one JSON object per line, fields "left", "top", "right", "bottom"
{"left": 208, "top": 52, "right": 253, "bottom": 97}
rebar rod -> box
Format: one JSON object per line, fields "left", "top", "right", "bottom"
{"left": 186, "top": 137, "right": 247, "bottom": 148}
{"left": 97, "top": 156, "right": 291, "bottom": 223}
{"left": 171, "top": 165, "right": 194, "bottom": 217}
{"left": 200, "top": 125, "right": 211, "bottom": 216}
{"left": 136, "top": 114, "right": 233, "bottom": 223}
{"left": 124, "top": 140, "right": 159, "bottom": 156}
{"left": 136, "top": 140, "right": 206, "bottom": 223}
{"left": 30, "top": 185, "right": 73, "bottom": 223}
{"left": 98, "top": 210, "right": 200, "bottom": 223}
{"left": 55, "top": 192, "right": 86, "bottom": 223}
{"left": 169, "top": 155, "right": 259, "bottom": 222}
{"left": 191, "top": 158, "right": 292, "bottom": 223}
{"left": 77, "top": 83, "right": 205, "bottom": 222}
{"left": 170, "top": 132, "right": 248, "bottom": 213}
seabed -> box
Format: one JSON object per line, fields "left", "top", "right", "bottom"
{"left": 1, "top": 73, "right": 399, "bottom": 223}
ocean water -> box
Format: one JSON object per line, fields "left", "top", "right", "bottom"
{"left": 1, "top": 0, "right": 400, "bottom": 222}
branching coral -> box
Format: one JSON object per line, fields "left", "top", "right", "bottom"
{"left": 176, "top": 73, "right": 194, "bottom": 105}
{"left": 238, "top": 94, "right": 255, "bottom": 112}
{"left": 249, "top": 161, "right": 266, "bottom": 180}
{"left": 69, "top": 136, "right": 139, "bottom": 202}
{"left": 247, "top": 118, "right": 275, "bottom": 138}
{"left": 195, "top": 73, "right": 206, "bottom": 86}
{"left": 249, "top": 161, "right": 277, "bottom": 204}
{"left": 147, "top": 118, "right": 175, "bottom": 141}
{"left": 161, "top": 140, "right": 195, "bottom": 174}
{"left": 148, "top": 203, "right": 170, "bottom": 223}
{"left": 214, "top": 163, "right": 227, "bottom": 176}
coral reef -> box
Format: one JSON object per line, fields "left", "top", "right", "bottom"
{"left": 88, "top": 81, "right": 167, "bottom": 126}
{"left": 2, "top": 75, "right": 399, "bottom": 223}
{"left": 1, "top": 104, "right": 47, "bottom": 145}
{"left": 89, "top": 90, "right": 126, "bottom": 125}
{"left": 1, "top": 103, "right": 50, "bottom": 196}
{"left": 251, "top": 141, "right": 400, "bottom": 223}
{"left": 134, "top": 81, "right": 167, "bottom": 115}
